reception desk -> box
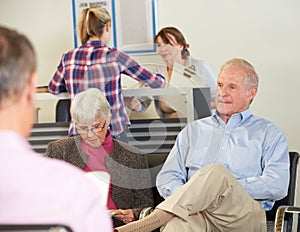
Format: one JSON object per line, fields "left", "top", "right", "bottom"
{"left": 33, "top": 87, "right": 211, "bottom": 154}
{"left": 36, "top": 87, "right": 211, "bottom": 123}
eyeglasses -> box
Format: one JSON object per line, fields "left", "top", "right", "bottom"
{"left": 76, "top": 121, "right": 106, "bottom": 135}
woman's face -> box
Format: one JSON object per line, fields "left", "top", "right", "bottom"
{"left": 156, "top": 35, "right": 183, "bottom": 65}
{"left": 76, "top": 116, "right": 108, "bottom": 147}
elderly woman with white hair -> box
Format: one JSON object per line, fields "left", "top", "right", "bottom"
{"left": 45, "top": 88, "right": 154, "bottom": 228}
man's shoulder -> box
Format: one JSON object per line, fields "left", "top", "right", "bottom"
{"left": 248, "top": 115, "right": 282, "bottom": 130}
{"left": 187, "top": 116, "right": 212, "bottom": 127}
{"left": 242, "top": 114, "right": 286, "bottom": 140}
{"left": 176, "top": 117, "right": 213, "bottom": 138}
{"left": 35, "top": 152, "right": 101, "bottom": 195}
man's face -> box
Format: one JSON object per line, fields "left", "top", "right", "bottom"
{"left": 215, "top": 65, "right": 257, "bottom": 121}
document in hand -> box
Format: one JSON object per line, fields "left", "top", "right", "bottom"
{"left": 85, "top": 171, "right": 110, "bottom": 206}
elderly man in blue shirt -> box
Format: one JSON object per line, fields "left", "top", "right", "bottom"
{"left": 115, "top": 58, "right": 289, "bottom": 232}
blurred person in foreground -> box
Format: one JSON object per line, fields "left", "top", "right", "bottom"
{"left": 46, "top": 88, "right": 154, "bottom": 227}
{"left": 115, "top": 58, "right": 289, "bottom": 232}
{"left": 0, "top": 25, "right": 112, "bottom": 231}
{"left": 48, "top": 6, "right": 165, "bottom": 142}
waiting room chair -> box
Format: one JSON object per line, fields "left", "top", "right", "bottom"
{"left": 0, "top": 224, "right": 72, "bottom": 232}
{"left": 274, "top": 206, "right": 300, "bottom": 232}
{"left": 55, "top": 99, "right": 71, "bottom": 122}
{"left": 142, "top": 151, "right": 299, "bottom": 232}
{"left": 266, "top": 151, "right": 299, "bottom": 232}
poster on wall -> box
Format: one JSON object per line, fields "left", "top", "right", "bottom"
{"left": 72, "top": 0, "right": 157, "bottom": 54}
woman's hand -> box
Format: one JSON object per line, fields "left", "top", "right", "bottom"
{"left": 112, "top": 209, "right": 135, "bottom": 224}
{"left": 123, "top": 97, "right": 142, "bottom": 112}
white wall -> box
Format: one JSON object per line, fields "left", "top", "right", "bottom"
{"left": 1, "top": 0, "right": 300, "bottom": 201}
{"left": 154, "top": 0, "right": 300, "bottom": 152}
{"left": 0, "top": 0, "right": 75, "bottom": 122}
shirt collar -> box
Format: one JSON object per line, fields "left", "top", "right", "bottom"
{"left": 213, "top": 108, "right": 252, "bottom": 125}
{"left": 84, "top": 40, "right": 106, "bottom": 48}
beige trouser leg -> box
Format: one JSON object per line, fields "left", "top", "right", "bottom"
{"left": 160, "top": 212, "right": 209, "bottom": 232}
{"left": 157, "top": 163, "right": 266, "bottom": 232}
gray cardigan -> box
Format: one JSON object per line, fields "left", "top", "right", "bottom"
{"left": 45, "top": 136, "right": 154, "bottom": 226}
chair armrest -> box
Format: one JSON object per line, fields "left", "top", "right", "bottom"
{"left": 274, "top": 205, "right": 300, "bottom": 231}
{"left": 0, "top": 224, "right": 72, "bottom": 231}
{"left": 139, "top": 207, "right": 154, "bottom": 220}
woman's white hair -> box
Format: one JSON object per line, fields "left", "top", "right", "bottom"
{"left": 71, "top": 88, "right": 111, "bottom": 123}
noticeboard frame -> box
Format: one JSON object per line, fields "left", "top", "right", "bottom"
{"left": 71, "top": 0, "right": 158, "bottom": 54}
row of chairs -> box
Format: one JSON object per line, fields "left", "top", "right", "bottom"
{"left": 0, "top": 225, "right": 72, "bottom": 231}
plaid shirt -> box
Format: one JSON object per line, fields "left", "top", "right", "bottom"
{"left": 49, "top": 40, "right": 165, "bottom": 136}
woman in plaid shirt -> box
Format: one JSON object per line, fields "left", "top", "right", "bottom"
{"left": 48, "top": 6, "right": 165, "bottom": 142}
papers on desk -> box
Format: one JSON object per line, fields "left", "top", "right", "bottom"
{"left": 121, "top": 62, "right": 207, "bottom": 117}
{"left": 169, "top": 63, "right": 206, "bottom": 88}
{"left": 165, "top": 63, "right": 206, "bottom": 116}
{"left": 122, "top": 62, "right": 206, "bottom": 89}
{"left": 36, "top": 86, "right": 49, "bottom": 93}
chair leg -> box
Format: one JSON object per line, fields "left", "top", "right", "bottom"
{"left": 266, "top": 221, "right": 274, "bottom": 232}
{"left": 274, "top": 206, "right": 300, "bottom": 232}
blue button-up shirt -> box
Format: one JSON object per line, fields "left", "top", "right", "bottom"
{"left": 157, "top": 109, "right": 289, "bottom": 210}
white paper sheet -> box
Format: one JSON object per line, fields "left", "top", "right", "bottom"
{"left": 85, "top": 171, "right": 110, "bottom": 206}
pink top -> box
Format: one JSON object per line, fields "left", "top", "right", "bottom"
{"left": 0, "top": 131, "right": 112, "bottom": 232}
{"left": 82, "top": 131, "right": 117, "bottom": 210}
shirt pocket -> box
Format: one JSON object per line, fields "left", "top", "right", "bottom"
{"left": 228, "top": 146, "right": 262, "bottom": 179}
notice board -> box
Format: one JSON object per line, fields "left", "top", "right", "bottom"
{"left": 72, "top": 0, "right": 157, "bottom": 54}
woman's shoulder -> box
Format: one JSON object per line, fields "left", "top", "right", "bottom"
{"left": 114, "top": 140, "right": 144, "bottom": 155}
{"left": 188, "top": 56, "right": 216, "bottom": 80}
{"left": 189, "top": 56, "right": 209, "bottom": 69}
{"left": 48, "top": 136, "right": 76, "bottom": 148}
{"left": 109, "top": 140, "right": 149, "bottom": 169}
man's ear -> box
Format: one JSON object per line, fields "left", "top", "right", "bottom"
{"left": 248, "top": 86, "right": 258, "bottom": 102}
{"left": 25, "top": 72, "right": 38, "bottom": 105}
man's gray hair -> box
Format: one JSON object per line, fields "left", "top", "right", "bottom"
{"left": 220, "top": 58, "right": 259, "bottom": 89}
{"left": 71, "top": 88, "right": 111, "bottom": 123}
{"left": 0, "top": 26, "right": 36, "bottom": 109}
